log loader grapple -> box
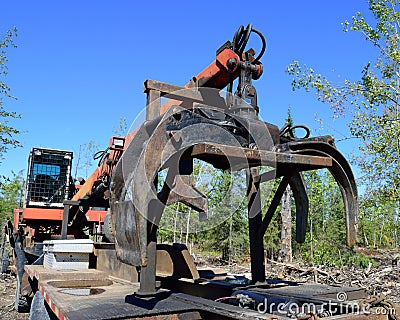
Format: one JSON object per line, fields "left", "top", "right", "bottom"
{"left": 108, "top": 23, "right": 358, "bottom": 295}
{"left": 9, "top": 25, "right": 394, "bottom": 320}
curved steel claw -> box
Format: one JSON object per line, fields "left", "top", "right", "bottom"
{"left": 289, "top": 172, "right": 309, "bottom": 244}
{"left": 279, "top": 140, "right": 358, "bottom": 246}
{"left": 258, "top": 170, "right": 308, "bottom": 244}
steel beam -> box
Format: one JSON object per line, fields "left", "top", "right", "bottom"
{"left": 247, "top": 168, "right": 265, "bottom": 283}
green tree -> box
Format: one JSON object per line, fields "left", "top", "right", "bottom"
{"left": 0, "top": 28, "right": 20, "bottom": 161}
{"left": 113, "top": 117, "right": 128, "bottom": 137}
{"left": 301, "top": 170, "right": 345, "bottom": 265}
{"left": 279, "top": 106, "right": 294, "bottom": 263}
{"left": 158, "top": 162, "right": 250, "bottom": 261}
{"left": 290, "top": 169, "right": 375, "bottom": 267}
{"left": 74, "top": 140, "right": 100, "bottom": 178}
{"left": 359, "top": 190, "right": 399, "bottom": 247}
{"left": 286, "top": 0, "right": 400, "bottom": 246}
{"left": 0, "top": 171, "right": 24, "bottom": 224}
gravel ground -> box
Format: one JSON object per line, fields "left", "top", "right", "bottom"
{"left": 0, "top": 274, "right": 29, "bottom": 320}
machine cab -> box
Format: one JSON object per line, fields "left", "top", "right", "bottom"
{"left": 25, "top": 148, "right": 73, "bottom": 208}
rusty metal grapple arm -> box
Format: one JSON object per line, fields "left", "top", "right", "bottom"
{"left": 109, "top": 24, "right": 359, "bottom": 295}
{"left": 277, "top": 138, "right": 358, "bottom": 246}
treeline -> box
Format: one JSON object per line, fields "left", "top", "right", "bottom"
{"left": 0, "top": 172, "right": 23, "bottom": 225}
{"left": 285, "top": 0, "right": 400, "bottom": 266}
{"left": 0, "top": 158, "right": 397, "bottom": 268}
{"left": 157, "top": 161, "right": 397, "bottom": 268}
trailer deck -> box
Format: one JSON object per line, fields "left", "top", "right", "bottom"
{"left": 25, "top": 265, "right": 283, "bottom": 320}
{"left": 26, "top": 263, "right": 391, "bottom": 320}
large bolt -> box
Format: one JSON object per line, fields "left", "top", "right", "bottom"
{"left": 227, "top": 58, "right": 238, "bottom": 71}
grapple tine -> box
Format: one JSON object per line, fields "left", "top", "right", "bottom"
{"left": 289, "top": 172, "right": 309, "bottom": 244}
{"left": 110, "top": 121, "right": 156, "bottom": 267}
{"left": 165, "top": 174, "right": 208, "bottom": 221}
{"left": 282, "top": 141, "right": 358, "bottom": 246}
{"left": 259, "top": 170, "right": 308, "bottom": 243}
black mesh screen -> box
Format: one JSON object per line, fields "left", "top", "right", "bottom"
{"left": 26, "top": 149, "right": 73, "bottom": 207}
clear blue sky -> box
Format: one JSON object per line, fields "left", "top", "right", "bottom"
{"left": 1, "top": 0, "right": 374, "bottom": 178}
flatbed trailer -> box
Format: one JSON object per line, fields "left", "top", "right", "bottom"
{"left": 24, "top": 243, "right": 394, "bottom": 320}
{"left": 24, "top": 257, "right": 391, "bottom": 320}
{"left": 25, "top": 265, "right": 274, "bottom": 320}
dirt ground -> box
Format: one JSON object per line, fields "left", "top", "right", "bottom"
{"left": 195, "top": 252, "right": 400, "bottom": 304}
{"left": 0, "top": 273, "right": 29, "bottom": 320}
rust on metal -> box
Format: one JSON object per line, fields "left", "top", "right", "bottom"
{"left": 191, "top": 143, "right": 332, "bottom": 169}
{"left": 110, "top": 23, "right": 359, "bottom": 300}
{"left": 20, "top": 24, "right": 367, "bottom": 320}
